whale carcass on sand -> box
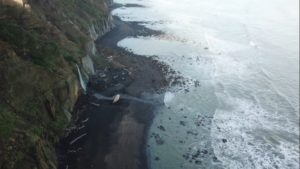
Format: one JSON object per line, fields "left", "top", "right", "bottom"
{"left": 113, "top": 94, "right": 121, "bottom": 103}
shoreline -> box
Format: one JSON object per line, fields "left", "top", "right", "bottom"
{"left": 57, "top": 8, "right": 173, "bottom": 169}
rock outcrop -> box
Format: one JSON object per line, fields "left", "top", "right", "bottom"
{"left": 0, "top": 0, "right": 113, "bottom": 168}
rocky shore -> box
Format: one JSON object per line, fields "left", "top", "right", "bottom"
{"left": 0, "top": 1, "right": 180, "bottom": 169}
{"left": 57, "top": 13, "right": 173, "bottom": 169}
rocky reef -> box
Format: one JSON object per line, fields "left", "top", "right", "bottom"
{"left": 0, "top": 0, "right": 113, "bottom": 168}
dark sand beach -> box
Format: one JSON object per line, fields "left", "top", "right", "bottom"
{"left": 57, "top": 13, "right": 173, "bottom": 169}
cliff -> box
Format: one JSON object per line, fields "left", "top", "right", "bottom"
{"left": 0, "top": 0, "right": 113, "bottom": 168}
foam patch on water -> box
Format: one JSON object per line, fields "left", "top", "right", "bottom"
{"left": 205, "top": 33, "right": 250, "bottom": 54}
{"left": 117, "top": 36, "right": 201, "bottom": 56}
{"left": 112, "top": 6, "right": 165, "bottom": 24}
{"left": 117, "top": 36, "right": 215, "bottom": 80}
{"left": 211, "top": 97, "right": 299, "bottom": 169}
{"left": 211, "top": 54, "right": 248, "bottom": 79}
{"left": 114, "top": 0, "right": 147, "bottom": 5}
{"left": 164, "top": 92, "right": 175, "bottom": 105}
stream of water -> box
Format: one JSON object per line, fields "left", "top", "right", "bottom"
{"left": 113, "top": 0, "right": 299, "bottom": 168}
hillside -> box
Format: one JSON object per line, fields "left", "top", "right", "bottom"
{"left": 0, "top": 0, "right": 113, "bottom": 168}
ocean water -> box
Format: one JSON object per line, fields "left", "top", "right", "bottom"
{"left": 113, "top": 0, "right": 299, "bottom": 168}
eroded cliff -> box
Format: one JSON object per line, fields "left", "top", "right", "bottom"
{"left": 0, "top": 0, "right": 113, "bottom": 168}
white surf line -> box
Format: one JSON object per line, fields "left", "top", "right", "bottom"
{"left": 69, "top": 133, "right": 87, "bottom": 145}
{"left": 65, "top": 165, "right": 68, "bottom": 169}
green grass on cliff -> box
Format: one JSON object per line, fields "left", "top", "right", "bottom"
{"left": 0, "top": 5, "right": 78, "bottom": 168}
{"left": 0, "top": 0, "right": 110, "bottom": 167}
{"left": 0, "top": 104, "right": 17, "bottom": 139}
{"left": 56, "top": 0, "right": 106, "bottom": 30}
{"left": 0, "top": 5, "right": 84, "bottom": 67}
{"left": 0, "top": 20, "right": 70, "bottom": 69}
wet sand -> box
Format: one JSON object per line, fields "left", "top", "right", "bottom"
{"left": 57, "top": 13, "right": 172, "bottom": 169}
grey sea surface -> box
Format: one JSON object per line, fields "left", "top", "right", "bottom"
{"left": 113, "top": 0, "right": 299, "bottom": 168}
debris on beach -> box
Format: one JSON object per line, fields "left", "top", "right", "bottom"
{"left": 69, "top": 133, "right": 88, "bottom": 145}
{"left": 113, "top": 94, "right": 121, "bottom": 103}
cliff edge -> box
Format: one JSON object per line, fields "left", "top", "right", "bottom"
{"left": 0, "top": 0, "right": 113, "bottom": 168}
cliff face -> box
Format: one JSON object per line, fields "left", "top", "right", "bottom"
{"left": 0, "top": 0, "right": 113, "bottom": 168}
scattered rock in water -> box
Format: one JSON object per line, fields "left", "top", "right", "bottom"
{"left": 195, "top": 160, "right": 202, "bottom": 165}
{"left": 201, "top": 150, "right": 208, "bottom": 155}
{"left": 187, "top": 130, "right": 198, "bottom": 136}
{"left": 180, "top": 121, "right": 186, "bottom": 126}
{"left": 182, "top": 154, "right": 189, "bottom": 160}
{"left": 155, "top": 157, "right": 160, "bottom": 161}
{"left": 248, "top": 142, "right": 254, "bottom": 146}
{"left": 213, "top": 156, "right": 220, "bottom": 162}
{"left": 182, "top": 147, "right": 219, "bottom": 166}
{"left": 194, "top": 80, "right": 200, "bottom": 87}
{"left": 158, "top": 125, "right": 166, "bottom": 131}
{"left": 194, "top": 115, "right": 213, "bottom": 129}
{"left": 222, "top": 139, "right": 227, "bottom": 143}
{"left": 183, "top": 116, "right": 187, "bottom": 119}
{"left": 191, "top": 150, "right": 201, "bottom": 159}
{"left": 155, "top": 137, "right": 164, "bottom": 145}
{"left": 152, "top": 133, "right": 164, "bottom": 145}
{"left": 195, "top": 117, "right": 203, "bottom": 126}
{"left": 179, "top": 140, "right": 185, "bottom": 144}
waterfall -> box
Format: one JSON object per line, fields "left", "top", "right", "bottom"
{"left": 76, "top": 64, "right": 87, "bottom": 92}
